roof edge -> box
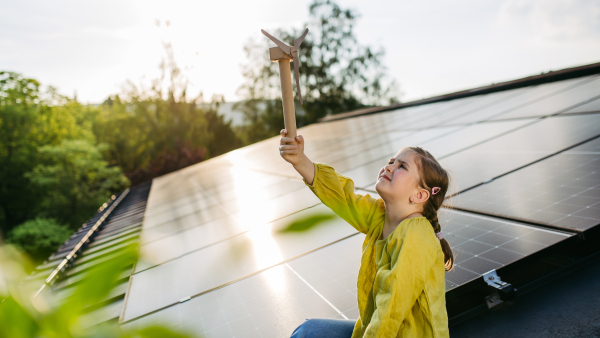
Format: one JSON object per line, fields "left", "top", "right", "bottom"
{"left": 318, "top": 61, "right": 600, "bottom": 123}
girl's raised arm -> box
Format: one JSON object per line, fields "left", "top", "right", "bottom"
{"left": 279, "top": 130, "right": 383, "bottom": 234}
{"left": 279, "top": 129, "right": 315, "bottom": 184}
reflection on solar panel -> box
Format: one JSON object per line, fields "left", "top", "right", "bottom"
{"left": 452, "top": 137, "right": 600, "bottom": 232}
{"left": 117, "top": 70, "right": 600, "bottom": 334}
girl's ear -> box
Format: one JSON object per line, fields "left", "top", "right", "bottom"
{"left": 413, "top": 189, "right": 431, "bottom": 204}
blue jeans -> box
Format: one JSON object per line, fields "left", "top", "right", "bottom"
{"left": 290, "top": 318, "right": 356, "bottom": 338}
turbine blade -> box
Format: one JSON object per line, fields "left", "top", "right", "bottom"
{"left": 261, "top": 29, "right": 291, "bottom": 55}
{"left": 294, "top": 28, "right": 309, "bottom": 49}
{"left": 293, "top": 56, "right": 303, "bottom": 105}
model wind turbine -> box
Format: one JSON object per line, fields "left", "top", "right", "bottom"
{"left": 261, "top": 28, "right": 308, "bottom": 139}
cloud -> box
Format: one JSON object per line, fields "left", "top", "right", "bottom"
{"left": 497, "top": 0, "right": 600, "bottom": 41}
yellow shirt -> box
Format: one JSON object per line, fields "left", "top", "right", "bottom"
{"left": 304, "top": 163, "right": 449, "bottom": 338}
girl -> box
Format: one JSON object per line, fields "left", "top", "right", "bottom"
{"left": 280, "top": 130, "right": 453, "bottom": 338}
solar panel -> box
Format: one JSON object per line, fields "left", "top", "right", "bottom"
{"left": 122, "top": 208, "right": 572, "bottom": 337}
{"left": 445, "top": 76, "right": 593, "bottom": 125}
{"left": 439, "top": 113, "right": 600, "bottom": 193}
{"left": 452, "top": 136, "right": 600, "bottom": 232}
{"left": 123, "top": 203, "right": 357, "bottom": 321}
{"left": 491, "top": 75, "right": 600, "bottom": 120}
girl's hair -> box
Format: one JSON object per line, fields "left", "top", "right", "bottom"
{"left": 408, "top": 146, "right": 455, "bottom": 271}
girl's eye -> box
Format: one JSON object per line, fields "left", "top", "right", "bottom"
{"left": 399, "top": 164, "right": 405, "bottom": 169}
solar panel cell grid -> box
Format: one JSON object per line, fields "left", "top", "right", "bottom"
{"left": 452, "top": 137, "right": 600, "bottom": 232}
{"left": 439, "top": 113, "right": 600, "bottom": 193}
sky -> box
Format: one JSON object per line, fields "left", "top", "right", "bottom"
{"left": 1, "top": 0, "right": 599, "bottom": 104}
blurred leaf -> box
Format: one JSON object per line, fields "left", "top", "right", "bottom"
{"left": 70, "top": 242, "right": 138, "bottom": 310}
{"left": 278, "top": 213, "right": 336, "bottom": 233}
{"left": 0, "top": 297, "right": 39, "bottom": 338}
{"left": 134, "top": 326, "right": 199, "bottom": 338}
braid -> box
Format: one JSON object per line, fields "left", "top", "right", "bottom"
{"left": 422, "top": 202, "right": 441, "bottom": 233}
{"left": 408, "top": 147, "right": 455, "bottom": 271}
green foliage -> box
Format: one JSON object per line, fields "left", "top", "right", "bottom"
{"left": 24, "top": 139, "right": 130, "bottom": 229}
{"left": 234, "top": 99, "right": 285, "bottom": 145}
{"left": 0, "top": 72, "right": 100, "bottom": 235}
{"left": 0, "top": 242, "right": 200, "bottom": 337}
{"left": 236, "top": 0, "right": 400, "bottom": 142}
{"left": 0, "top": 42, "right": 244, "bottom": 237}
{"left": 204, "top": 99, "right": 244, "bottom": 157}
{"left": 6, "top": 218, "right": 71, "bottom": 263}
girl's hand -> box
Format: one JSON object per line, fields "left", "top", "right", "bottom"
{"left": 279, "top": 129, "right": 305, "bottom": 166}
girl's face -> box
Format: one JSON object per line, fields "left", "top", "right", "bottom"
{"left": 375, "top": 149, "right": 422, "bottom": 203}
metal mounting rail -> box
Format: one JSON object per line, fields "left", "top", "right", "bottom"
{"left": 34, "top": 188, "right": 131, "bottom": 297}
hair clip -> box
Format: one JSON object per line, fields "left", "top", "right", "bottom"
{"left": 431, "top": 187, "right": 441, "bottom": 195}
{"left": 436, "top": 231, "right": 443, "bottom": 240}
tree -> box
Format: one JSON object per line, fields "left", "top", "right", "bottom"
{"left": 236, "top": 0, "right": 400, "bottom": 143}
{"left": 24, "top": 139, "right": 130, "bottom": 229}
{"left": 6, "top": 218, "right": 71, "bottom": 263}
{"left": 0, "top": 72, "right": 97, "bottom": 235}
{"left": 204, "top": 95, "right": 244, "bottom": 157}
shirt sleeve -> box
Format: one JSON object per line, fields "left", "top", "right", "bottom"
{"left": 303, "top": 162, "right": 383, "bottom": 234}
{"left": 365, "top": 219, "right": 438, "bottom": 336}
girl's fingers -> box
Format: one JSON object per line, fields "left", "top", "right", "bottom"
{"left": 279, "top": 145, "right": 298, "bottom": 151}
{"left": 280, "top": 129, "right": 287, "bottom": 137}
{"left": 280, "top": 150, "right": 298, "bottom": 155}
{"left": 280, "top": 136, "right": 295, "bottom": 145}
